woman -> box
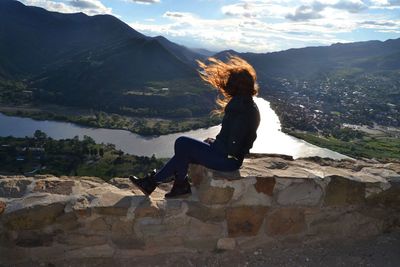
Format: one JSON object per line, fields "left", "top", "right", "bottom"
{"left": 130, "top": 56, "right": 260, "bottom": 198}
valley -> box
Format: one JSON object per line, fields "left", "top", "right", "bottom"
{"left": 0, "top": 0, "right": 399, "bottom": 160}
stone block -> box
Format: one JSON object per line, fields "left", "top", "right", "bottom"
{"left": 184, "top": 238, "right": 218, "bottom": 250}
{"left": 254, "top": 177, "right": 275, "bottom": 196}
{"left": 87, "top": 217, "right": 110, "bottom": 232}
{"left": 110, "top": 220, "right": 144, "bottom": 250}
{"left": 15, "top": 231, "right": 54, "bottom": 247}
{"left": 108, "top": 177, "right": 135, "bottom": 190}
{"left": 0, "top": 201, "right": 6, "bottom": 215}
{"left": 226, "top": 206, "right": 268, "bottom": 237}
{"left": 189, "top": 164, "right": 208, "bottom": 187}
{"left": 0, "top": 179, "right": 32, "bottom": 198}
{"left": 33, "top": 180, "right": 75, "bottom": 195}
{"left": 55, "top": 211, "right": 80, "bottom": 231}
{"left": 360, "top": 167, "right": 400, "bottom": 181}
{"left": 57, "top": 233, "right": 107, "bottom": 246}
{"left": 2, "top": 203, "right": 65, "bottom": 230}
{"left": 383, "top": 163, "right": 400, "bottom": 174}
{"left": 265, "top": 208, "right": 306, "bottom": 236}
{"left": 186, "top": 201, "right": 225, "bottom": 222}
{"left": 277, "top": 180, "right": 323, "bottom": 206}
{"left": 93, "top": 195, "right": 136, "bottom": 216}
{"left": 231, "top": 184, "right": 272, "bottom": 206}
{"left": 144, "top": 236, "right": 184, "bottom": 249}
{"left": 309, "top": 211, "right": 383, "bottom": 239}
{"left": 111, "top": 235, "right": 145, "bottom": 249}
{"left": 324, "top": 176, "right": 365, "bottom": 206}
{"left": 188, "top": 218, "right": 223, "bottom": 239}
{"left": 64, "top": 244, "right": 114, "bottom": 259}
{"left": 111, "top": 219, "right": 134, "bottom": 235}
{"left": 217, "top": 238, "right": 236, "bottom": 250}
{"left": 135, "top": 199, "right": 164, "bottom": 219}
{"left": 198, "top": 182, "right": 234, "bottom": 205}
{"left": 366, "top": 181, "right": 400, "bottom": 208}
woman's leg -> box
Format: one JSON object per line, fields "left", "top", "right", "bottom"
{"left": 154, "top": 136, "right": 239, "bottom": 183}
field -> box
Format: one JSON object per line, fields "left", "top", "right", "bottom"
{"left": 288, "top": 130, "right": 400, "bottom": 161}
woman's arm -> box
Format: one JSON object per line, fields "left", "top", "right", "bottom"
{"left": 226, "top": 113, "right": 249, "bottom": 157}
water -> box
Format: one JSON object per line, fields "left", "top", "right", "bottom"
{"left": 0, "top": 97, "right": 347, "bottom": 159}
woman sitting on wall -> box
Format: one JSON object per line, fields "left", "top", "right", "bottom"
{"left": 130, "top": 56, "right": 260, "bottom": 198}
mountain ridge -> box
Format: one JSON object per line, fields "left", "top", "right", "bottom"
{"left": 1, "top": 0, "right": 399, "bottom": 132}
{"left": 0, "top": 0, "right": 213, "bottom": 117}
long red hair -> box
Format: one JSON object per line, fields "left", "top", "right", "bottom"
{"left": 197, "top": 55, "right": 259, "bottom": 114}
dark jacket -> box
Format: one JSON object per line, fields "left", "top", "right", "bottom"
{"left": 211, "top": 95, "right": 260, "bottom": 163}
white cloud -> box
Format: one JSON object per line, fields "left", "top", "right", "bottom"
{"left": 21, "top": 0, "right": 112, "bottom": 15}
{"left": 130, "top": 9, "right": 351, "bottom": 52}
{"left": 286, "top": 5, "right": 324, "bottom": 21}
{"left": 129, "top": 0, "right": 399, "bottom": 52}
{"left": 20, "top": 0, "right": 400, "bottom": 52}
{"left": 359, "top": 19, "right": 400, "bottom": 32}
{"left": 129, "top": 0, "right": 160, "bottom": 4}
{"left": 370, "top": 0, "right": 400, "bottom": 6}
{"left": 221, "top": 0, "right": 296, "bottom": 19}
{"left": 286, "top": 0, "right": 369, "bottom": 21}
{"left": 163, "top": 11, "right": 194, "bottom": 19}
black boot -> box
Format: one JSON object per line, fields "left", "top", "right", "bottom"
{"left": 165, "top": 176, "right": 191, "bottom": 198}
{"left": 129, "top": 169, "right": 158, "bottom": 196}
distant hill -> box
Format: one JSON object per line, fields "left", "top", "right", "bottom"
{"left": 216, "top": 39, "right": 400, "bottom": 81}
{"left": 0, "top": 0, "right": 211, "bottom": 117}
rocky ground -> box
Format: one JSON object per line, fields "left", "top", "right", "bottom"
{"left": 7, "top": 231, "right": 399, "bottom": 267}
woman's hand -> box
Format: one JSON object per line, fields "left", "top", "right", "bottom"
{"left": 203, "top": 137, "right": 215, "bottom": 144}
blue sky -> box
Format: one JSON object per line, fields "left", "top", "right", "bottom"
{"left": 20, "top": 0, "right": 400, "bottom": 52}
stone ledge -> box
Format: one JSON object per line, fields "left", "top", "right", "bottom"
{"left": 0, "top": 154, "right": 399, "bottom": 264}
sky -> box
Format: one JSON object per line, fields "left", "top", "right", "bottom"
{"left": 19, "top": 0, "right": 400, "bottom": 53}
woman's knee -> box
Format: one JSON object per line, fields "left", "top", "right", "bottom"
{"left": 174, "top": 136, "right": 192, "bottom": 154}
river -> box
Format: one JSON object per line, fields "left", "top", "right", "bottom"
{"left": 0, "top": 97, "right": 347, "bottom": 159}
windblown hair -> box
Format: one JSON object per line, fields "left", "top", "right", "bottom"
{"left": 197, "top": 55, "right": 259, "bottom": 114}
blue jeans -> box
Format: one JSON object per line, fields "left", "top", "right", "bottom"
{"left": 154, "top": 136, "right": 242, "bottom": 182}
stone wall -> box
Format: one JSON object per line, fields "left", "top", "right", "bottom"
{"left": 0, "top": 154, "right": 399, "bottom": 265}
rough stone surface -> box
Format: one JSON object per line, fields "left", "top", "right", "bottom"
{"left": 135, "top": 199, "right": 164, "bottom": 219}
{"left": 254, "top": 177, "right": 275, "bottom": 196}
{"left": 186, "top": 202, "right": 225, "bottom": 222}
{"left": 0, "top": 154, "right": 399, "bottom": 265}
{"left": 198, "top": 182, "right": 234, "bottom": 205}
{"left": 15, "top": 231, "right": 54, "bottom": 247}
{"left": 265, "top": 208, "right": 306, "bottom": 236}
{"left": 217, "top": 238, "right": 236, "bottom": 250}
{"left": 324, "top": 176, "right": 366, "bottom": 206}
{"left": 33, "top": 180, "right": 75, "bottom": 195}
{"left": 308, "top": 211, "right": 384, "bottom": 239}
{"left": 0, "top": 201, "right": 6, "bottom": 215}
{"left": 108, "top": 177, "right": 134, "bottom": 190}
{"left": 3, "top": 203, "right": 65, "bottom": 230}
{"left": 226, "top": 206, "right": 269, "bottom": 237}
{"left": 0, "top": 179, "right": 32, "bottom": 198}
{"left": 277, "top": 180, "right": 323, "bottom": 206}
{"left": 189, "top": 164, "right": 208, "bottom": 186}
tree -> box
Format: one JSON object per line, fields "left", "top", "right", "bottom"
{"left": 34, "top": 130, "right": 47, "bottom": 140}
{"left": 99, "top": 148, "right": 104, "bottom": 157}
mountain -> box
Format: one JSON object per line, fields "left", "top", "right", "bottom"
{"left": 216, "top": 39, "right": 400, "bottom": 81}
{"left": 0, "top": 0, "right": 144, "bottom": 77}
{"left": 0, "top": 0, "right": 212, "bottom": 117}
{"left": 153, "top": 36, "right": 206, "bottom": 67}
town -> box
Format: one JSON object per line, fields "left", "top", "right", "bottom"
{"left": 267, "top": 72, "right": 399, "bottom": 139}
